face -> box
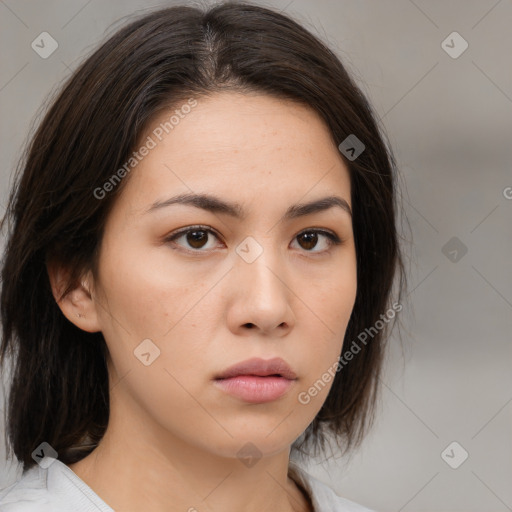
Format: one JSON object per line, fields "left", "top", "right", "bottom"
{"left": 78, "top": 92, "right": 357, "bottom": 460}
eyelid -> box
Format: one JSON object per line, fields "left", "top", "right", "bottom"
{"left": 163, "top": 225, "right": 223, "bottom": 253}
{"left": 164, "top": 225, "right": 222, "bottom": 242}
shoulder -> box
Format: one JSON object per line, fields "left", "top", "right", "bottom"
{"left": 0, "top": 463, "right": 52, "bottom": 511}
{"left": 288, "top": 462, "right": 377, "bottom": 512}
{"left": 0, "top": 459, "right": 113, "bottom": 512}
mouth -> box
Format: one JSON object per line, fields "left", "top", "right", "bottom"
{"left": 213, "top": 357, "right": 297, "bottom": 403}
{"left": 215, "top": 357, "right": 297, "bottom": 380}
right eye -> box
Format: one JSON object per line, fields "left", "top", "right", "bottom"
{"left": 164, "top": 225, "right": 223, "bottom": 253}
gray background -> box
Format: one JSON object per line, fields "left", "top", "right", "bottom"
{"left": 1, "top": 1, "right": 511, "bottom": 511}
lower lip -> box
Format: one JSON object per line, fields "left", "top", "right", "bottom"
{"left": 214, "top": 376, "right": 295, "bottom": 403}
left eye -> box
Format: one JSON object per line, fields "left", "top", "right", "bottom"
{"left": 165, "top": 226, "right": 341, "bottom": 253}
{"left": 291, "top": 230, "right": 340, "bottom": 252}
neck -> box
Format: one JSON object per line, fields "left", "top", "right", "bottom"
{"left": 68, "top": 392, "right": 312, "bottom": 512}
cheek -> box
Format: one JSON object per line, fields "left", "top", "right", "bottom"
{"left": 306, "top": 260, "right": 357, "bottom": 337}
{"left": 96, "top": 237, "right": 210, "bottom": 340}
{"left": 97, "top": 258, "right": 219, "bottom": 441}
{"left": 95, "top": 237, "right": 220, "bottom": 384}
{"left": 108, "top": 354, "right": 233, "bottom": 455}
{"left": 296, "top": 264, "right": 356, "bottom": 403}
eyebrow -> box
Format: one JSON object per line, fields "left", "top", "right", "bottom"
{"left": 145, "top": 192, "right": 352, "bottom": 221}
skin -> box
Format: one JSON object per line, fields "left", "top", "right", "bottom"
{"left": 49, "top": 91, "right": 357, "bottom": 512}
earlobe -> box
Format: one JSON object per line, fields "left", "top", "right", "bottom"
{"left": 46, "top": 262, "right": 101, "bottom": 333}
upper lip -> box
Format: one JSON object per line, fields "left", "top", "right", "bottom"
{"left": 215, "top": 357, "right": 297, "bottom": 380}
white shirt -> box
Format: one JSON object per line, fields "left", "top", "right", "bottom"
{"left": 0, "top": 458, "right": 375, "bottom": 512}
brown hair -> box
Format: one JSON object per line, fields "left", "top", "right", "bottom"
{"left": 0, "top": 1, "right": 407, "bottom": 471}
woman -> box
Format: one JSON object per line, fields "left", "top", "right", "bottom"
{"left": 0, "top": 2, "right": 406, "bottom": 511}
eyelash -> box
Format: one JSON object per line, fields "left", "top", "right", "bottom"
{"left": 163, "top": 225, "right": 343, "bottom": 255}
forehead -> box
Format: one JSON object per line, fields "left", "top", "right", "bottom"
{"left": 115, "top": 92, "right": 352, "bottom": 216}
{"left": 149, "top": 92, "right": 337, "bottom": 157}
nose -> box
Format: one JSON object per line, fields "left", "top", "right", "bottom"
{"left": 226, "top": 240, "right": 295, "bottom": 337}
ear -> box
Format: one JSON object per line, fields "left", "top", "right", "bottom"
{"left": 46, "top": 261, "right": 102, "bottom": 333}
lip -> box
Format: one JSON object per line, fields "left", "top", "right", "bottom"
{"left": 215, "top": 357, "right": 297, "bottom": 380}
{"left": 213, "top": 357, "right": 297, "bottom": 403}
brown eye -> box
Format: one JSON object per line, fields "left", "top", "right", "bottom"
{"left": 292, "top": 229, "right": 341, "bottom": 253}
{"left": 165, "top": 226, "right": 221, "bottom": 252}
{"left": 165, "top": 226, "right": 341, "bottom": 254}
{"left": 297, "top": 231, "right": 318, "bottom": 250}
{"left": 185, "top": 230, "right": 209, "bottom": 249}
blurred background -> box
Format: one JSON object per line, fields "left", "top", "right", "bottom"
{"left": 0, "top": 1, "right": 511, "bottom": 511}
